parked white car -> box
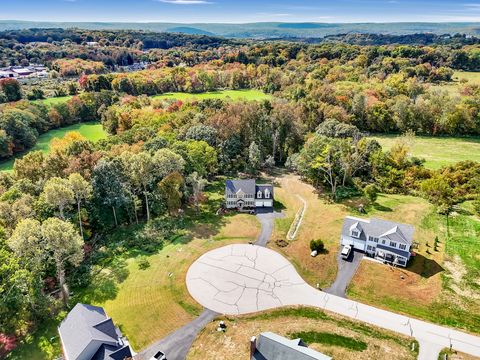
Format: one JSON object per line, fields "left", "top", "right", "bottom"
{"left": 341, "top": 245, "right": 352, "bottom": 260}
{"left": 310, "top": 250, "right": 318, "bottom": 257}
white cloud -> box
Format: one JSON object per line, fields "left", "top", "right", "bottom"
{"left": 156, "top": 0, "right": 212, "bottom": 4}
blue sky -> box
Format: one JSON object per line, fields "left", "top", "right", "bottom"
{"left": 2, "top": 0, "right": 480, "bottom": 23}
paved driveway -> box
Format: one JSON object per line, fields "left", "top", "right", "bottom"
{"left": 136, "top": 309, "right": 218, "bottom": 360}
{"left": 254, "top": 209, "right": 284, "bottom": 247}
{"left": 324, "top": 247, "right": 363, "bottom": 298}
{"left": 186, "top": 244, "right": 480, "bottom": 359}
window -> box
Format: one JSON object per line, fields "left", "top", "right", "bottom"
{"left": 257, "top": 190, "right": 262, "bottom": 198}
{"left": 399, "top": 244, "right": 407, "bottom": 250}
{"left": 389, "top": 241, "right": 397, "bottom": 248}
{"left": 368, "top": 236, "right": 379, "bottom": 243}
{"left": 265, "top": 189, "right": 270, "bottom": 198}
{"left": 381, "top": 239, "right": 386, "bottom": 244}
{"left": 351, "top": 231, "right": 359, "bottom": 238}
{"left": 367, "top": 245, "right": 372, "bottom": 251}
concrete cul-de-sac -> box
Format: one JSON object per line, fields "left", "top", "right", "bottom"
{"left": 186, "top": 244, "right": 480, "bottom": 359}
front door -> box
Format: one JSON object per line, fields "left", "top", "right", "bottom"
{"left": 237, "top": 199, "right": 245, "bottom": 209}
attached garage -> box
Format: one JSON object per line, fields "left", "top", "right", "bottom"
{"left": 341, "top": 236, "right": 366, "bottom": 251}
{"left": 255, "top": 200, "right": 273, "bottom": 207}
{"left": 255, "top": 200, "right": 273, "bottom": 208}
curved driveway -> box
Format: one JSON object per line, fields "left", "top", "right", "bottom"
{"left": 186, "top": 244, "right": 480, "bottom": 359}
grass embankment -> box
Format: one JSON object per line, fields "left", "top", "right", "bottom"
{"left": 371, "top": 135, "right": 480, "bottom": 169}
{"left": 188, "top": 306, "right": 417, "bottom": 360}
{"left": 0, "top": 122, "right": 107, "bottom": 172}
{"left": 8, "top": 178, "right": 260, "bottom": 359}
{"left": 152, "top": 89, "right": 272, "bottom": 102}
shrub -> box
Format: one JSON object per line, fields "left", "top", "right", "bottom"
{"left": 364, "top": 184, "right": 379, "bottom": 203}
{"left": 310, "top": 239, "right": 325, "bottom": 252}
{"left": 137, "top": 256, "right": 150, "bottom": 270}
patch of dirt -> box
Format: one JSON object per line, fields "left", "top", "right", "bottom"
{"left": 350, "top": 261, "right": 442, "bottom": 306}
{"left": 444, "top": 256, "right": 480, "bottom": 300}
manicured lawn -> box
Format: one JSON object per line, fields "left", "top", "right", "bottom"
{"left": 429, "top": 71, "right": 480, "bottom": 95}
{"left": 75, "top": 180, "right": 260, "bottom": 351}
{"left": 371, "top": 135, "right": 480, "bottom": 169}
{"left": 152, "top": 89, "right": 272, "bottom": 102}
{"left": 188, "top": 306, "right": 417, "bottom": 360}
{"left": 0, "top": 122, "right": 107, "bottom": 172}
{"left": 8, "top": 178, "right": 260, "bottom": 359}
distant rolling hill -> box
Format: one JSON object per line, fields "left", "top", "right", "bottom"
{"left": 0, "top": 21, "right": 479, "bottom": 38}
{"left": 165, "top": 26, "right": 215, "bottom": 36}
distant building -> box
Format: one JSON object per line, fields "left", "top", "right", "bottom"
{"left": 12, "top": 68, "right": 35, "bottom": 77}
{"left": 0, "top": 70, "right": 17, "bottom": 79}
{"left": 250, "top": 332, "right": 332, "bottom": 360}
{"left": 58, "top": 303, "right": 133, "bottom": 360}
{"left": 341, "top": 216, "right": 414, "bottom": 267}
{"left": 225, "top": 179, "right": 274, "bottom": 210}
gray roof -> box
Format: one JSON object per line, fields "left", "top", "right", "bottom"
{"left": 58, "top": 303, "right": 131, "bottom": 360}
{"left": 226, "top": 179, "right": 256, "bottom": 195}
{"left": 252, "top": 332, "right": 332, "bottom": 360}
{"left": 341, "top": 216, "right": 414, "bottom": 245}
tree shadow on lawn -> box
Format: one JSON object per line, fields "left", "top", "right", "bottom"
{"left": 407, "top": 254, "right": 444, "bottom": 278}
{"left": 79, "top": 257, "right": 129, "bottom": 303}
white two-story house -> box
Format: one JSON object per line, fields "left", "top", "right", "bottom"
{"left": 340, "top": 216, "right": 414, "bottom": 267}
{"left": 225, "top": 179, "right": 274, "bottom": 210}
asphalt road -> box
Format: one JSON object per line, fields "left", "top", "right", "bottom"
{"left": 254, "top": 209, "right": 284, "bottom": 247}
{"left": 136, "top": 308, "right": 218, "bottom": 360}
{"left": 186, "top": 244, "right": 480, "bottom": 360}
{"left": 324, "top": 247, "right": 364, "bottom": 298}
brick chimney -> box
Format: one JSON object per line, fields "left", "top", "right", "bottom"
{"left": 250, "top": 336, "right": 257, "bottom": 358}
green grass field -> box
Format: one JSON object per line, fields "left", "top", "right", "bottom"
{"left": 371, "top": 135, "right": 480, "bottom": 169}
{"left": 0, "top": 122, "right": 107, "bottom": 172}
{"left": 429, "top": 71, "right": 480, "bottom": 95}
{"left": 152, "top": 89, "right": 272, "bottom": 101}
{"left": 36, "top": 96, "right": 73, "bottom": 106}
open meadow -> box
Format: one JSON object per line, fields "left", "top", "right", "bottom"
{"left": 371, "top": 135, "right": 480, "bottom": 169}
{"left": 152, "top": 89, "right": 272, "bottom": 101}
{"left": 0, "top": 122, "right": 107, "bottom": 172}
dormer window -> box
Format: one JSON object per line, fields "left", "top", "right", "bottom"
{"left": 257, "top": 190, "right": 262, "bottom": 199}
{"left": 351, "top": 231, "right": 359, "bottom": 238}
{"left": 265, "top": 189, "right": 270, "bottom": 198}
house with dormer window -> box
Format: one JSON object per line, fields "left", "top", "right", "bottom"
{"left": 225, "top": 179, "right": 274, "bottom": 210}
{"left": 340, "top": 216, "right": 414, "bottom": 267}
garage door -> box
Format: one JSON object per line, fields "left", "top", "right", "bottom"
{"left": 255, "top": 201, "right": 264, "bottom": 207}
{"left": 262, "top": 200, "right": 273, "bottom": 207}
{"left": 341, "top": 237, "right": 366, "bottom": 251}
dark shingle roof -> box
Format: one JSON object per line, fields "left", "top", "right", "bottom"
{"left": 252, "top": 332, "right": 331, "bottom": 360}
{"left": 255, "top": 184, "right": 274, "bottom": 199}
{"left": 341, "top": 216, "right": 414, "bottom": 245}
{"left": 58, "top": 303, "right": 130, "bottom": 360}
